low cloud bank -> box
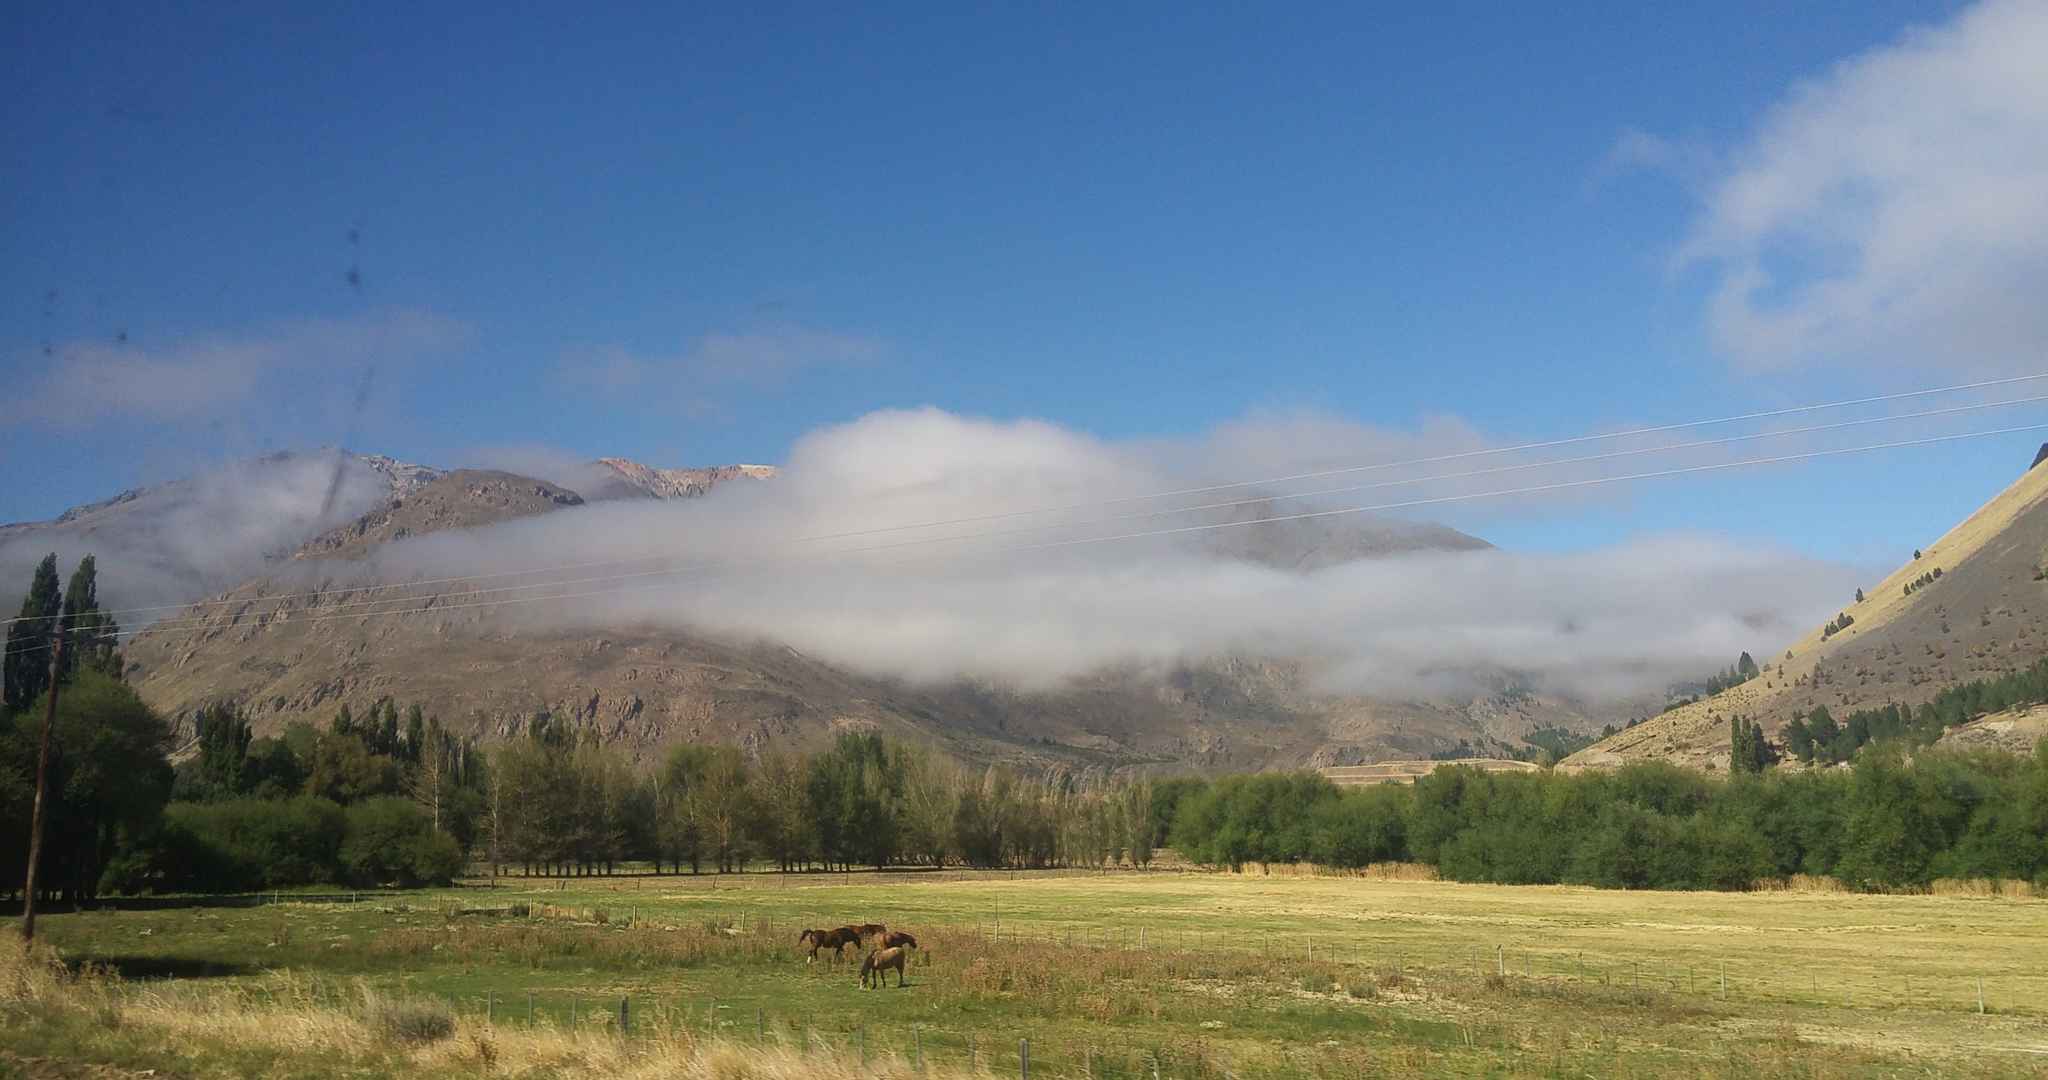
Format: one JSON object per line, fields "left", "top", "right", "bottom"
{"left": 0, "top": 452, "right": 393, "bottom": 617}
{"left": 356, "top": 409, "right": 1860, "bottom": 701}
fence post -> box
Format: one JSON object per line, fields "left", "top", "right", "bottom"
{"left": 1496, "top": 944, "right": 1503, "bottom": 977}
{"left": 757, "top": 1007, "right": 765, "bottom": 1041}
{"left": 1020, "top": 1038, "right": 1030, "bottom": 1079}
{"left": 486, "top": 992, "right": 494, "bottom": 1025}
{"left": 527, "top": 991, "right": 534, "bottom": 1026}
{"left": 619, "top": 996, "right": 629, "bottom": 1035}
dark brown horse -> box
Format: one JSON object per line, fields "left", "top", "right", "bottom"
{"left": 882, "top": 930, "right": 918, "bottom": 950}
{"left": 799, "top": 927, "right": 861, "bottom": 963}
{"left": 859, "top": 946, "right": 908, "bottom": 988}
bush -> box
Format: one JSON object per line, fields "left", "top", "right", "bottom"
{"left": 340, "top": 797, "right": 461, "bottom": 886}
{"left": 161, "top": 797, "right": 347, "bottom": 891}
{"left": 367, "top": 996, "right": 455, "bottom": 1044}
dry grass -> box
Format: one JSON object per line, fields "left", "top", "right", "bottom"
{"left": 0, "top": 936, "right": 971, "bottom": 1079}
{"left": 1930, "top": 877, "right": 2042, "bottom": 899}
{"left": 1232, "top": 861, "right": 1439, "bottom": 881}
{"left": 1754, "top": 874, "right": 1850, "bottom": 894}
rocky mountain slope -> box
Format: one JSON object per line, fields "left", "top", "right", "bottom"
{"left": 293, "top": 471, "right": 584, "bottom": 559}
{"left": 117, "top": 463, "right": 1609, "bottom": 771}
{"left": 585, "top": 459, "right": 780, "bottom": 501}
{"left": 1564, "top": 458, "right": 2048, "bottom": 770}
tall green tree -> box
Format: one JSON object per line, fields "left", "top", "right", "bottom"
{"left": 3, "top": 554, "right": 63, "bottom": 712}
{"left": 58, "top": 555, "right": 121, "bottom": 681}
{"left": 0, "top": 670, "right": 173, "bottom": 902}
{"left": 194, "top": 702, "right": 254, "bottom": 798}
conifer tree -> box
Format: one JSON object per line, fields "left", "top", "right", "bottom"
{"left": 376, "top": 698, "right": 400, "bottom": 757}
{"left": 3, "top": 553, "right": 63, "bottom": 712}
{"left": 57, "top": 555, "right": 121, "bottom": 680}
{"left": 403, "top": 703, "right": 425, "bottom": 764}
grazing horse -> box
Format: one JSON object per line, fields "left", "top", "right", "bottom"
{"left": 799, "top": 927, "right": 861, "bottom": 964}
{"left": 882, "top": 930, "right": 918, "bottom": 950}
{"left": 859, "top": 946, "right": 908, "bottom": 989}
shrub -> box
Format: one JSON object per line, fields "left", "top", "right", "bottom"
{"left": 367, "top": 995, "right": 455, "bottom": 1044}
{"left": 341, "top": 797, "right": 461, "bottom": 886}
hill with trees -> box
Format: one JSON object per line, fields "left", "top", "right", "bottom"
{"left": 1567, "top": 459, "right": 2048, "bottom": 771}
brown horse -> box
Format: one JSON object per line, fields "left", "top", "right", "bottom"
{"left": 859, "top": 946, "right": 908, "bottom": 988}
{"left": 799, "top": 927, "right": 861, "bottom": 963}
{"left": 882, "top": 930, "right": 918, "bottom": 950}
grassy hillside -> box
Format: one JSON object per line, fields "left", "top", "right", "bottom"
{"left": 1567, "top": 460, "right": 2048, "bottom": 770}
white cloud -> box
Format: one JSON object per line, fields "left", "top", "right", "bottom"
{"left": 323, "top": 408, "right": 1858, "bottom": 701}
{"left": 0, "top": 451, "right": 395, "bottom": 616}
{"left": 11, "top": 309, "right": 471, "bottom": 427}
{"left": 1664, "top": 0, "right": 2048, "bottom": 372}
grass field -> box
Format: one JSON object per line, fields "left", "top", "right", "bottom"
{"left": 7, "top": 869, "right": 2048, "bottom": 1078}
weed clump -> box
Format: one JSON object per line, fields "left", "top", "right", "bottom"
{"left": 367, "top": 995, "right": 455, "bottom": 1044}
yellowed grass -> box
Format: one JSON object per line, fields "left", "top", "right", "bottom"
{"left": 1, "top": 939, "right": 968, "bottom": 1079}
{"left": 1930, "top": 877, "right": 2042, "bottom": 899}
{"left": 1753, "top": 874, "right": 1850, "bottom": 894}
{"left": 1234, "top": 861, "right": 1440, "bottom": 881}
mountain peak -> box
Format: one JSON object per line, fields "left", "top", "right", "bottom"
{"left": 586, "top": 458, "right": 780, "bottom": 500}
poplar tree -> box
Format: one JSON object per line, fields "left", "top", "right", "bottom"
{"left": 58, "top": 555, "right": 121, "bottom": 680}
{"left": 3, "top": 554, "right": 63, "bottom": 712}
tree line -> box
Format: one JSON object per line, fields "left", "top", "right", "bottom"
{"left": 1161, "top": 747, "right": 2048, "bottom": 891}
{"left": 10, "top": 554, "right": 2048, "bottom": 901}
{"left": 1781, "top": 655, "right": 2048, "bottom": 765}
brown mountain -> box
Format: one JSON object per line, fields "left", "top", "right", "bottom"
{"left": 293, "top": 471, "right": 583, "bottom": 559}
{"left": 120, "top": 465, "right": 1605, "bottom": 771}
{"left": 1564, "top": 459, "right": 2048, "bottom": 771}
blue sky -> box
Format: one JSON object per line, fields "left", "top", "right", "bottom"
{"left": 6, "top": 0, "right": 2043, "bottom": 568}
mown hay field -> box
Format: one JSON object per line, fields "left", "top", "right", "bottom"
{"left": 8, "top": 869, "right": 2048, "bottom": 1078}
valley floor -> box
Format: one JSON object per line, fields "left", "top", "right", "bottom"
{"left": 7, "top": 870, "right": 2048, "bottom": 1078}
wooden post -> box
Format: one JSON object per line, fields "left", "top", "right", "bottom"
{"left": 619, "top": 996, "right": 629, "bottom": 1035}
{"left": 1020, "top": 1038, "right": 1030, "bottom": 1079}
{"left": 486, "top": 992, "right": 494, "bottom": 1024}
{"left": 757, "top": 1007, "right": 764, "bottom": 1040}
{"left": 1497, "top": 944, "right": 1504, "bottom": 977}
{"left": 19, "top": 624, "right": 66, "bottom": 948}
{"left": 527, "top": 991, "right": 534, "bottom": 1025}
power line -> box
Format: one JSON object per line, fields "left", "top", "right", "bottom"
{"left": 8, "top": 416, "right": 2028, "bottom": 661}
{"left": 91, "top": 392, "right": 2048, "bottom": 636}
{"left": 12, "top": 371, "right": 2047, "bottom": 629}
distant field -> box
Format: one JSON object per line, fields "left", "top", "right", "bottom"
{"left": 8, "top": 870, "right": 2048, "bottom": 1078}
{"left": 1321, "top": 759, "right": 1539, "bottom": 785}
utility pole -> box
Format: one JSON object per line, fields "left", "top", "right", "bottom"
{"left": 20, "top": 621, "right": 65, "bottom": 948}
